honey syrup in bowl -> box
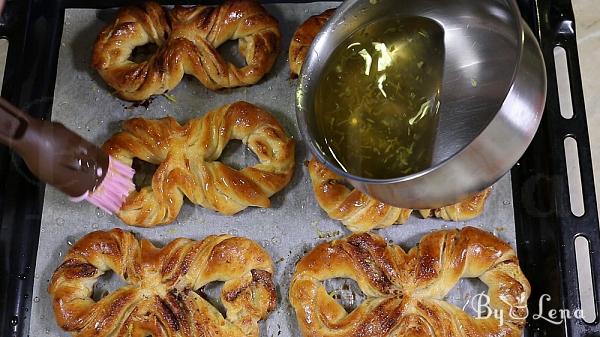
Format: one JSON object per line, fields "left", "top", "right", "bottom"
{"left": 314, "top": 16, "right": 445, "bottom": 179}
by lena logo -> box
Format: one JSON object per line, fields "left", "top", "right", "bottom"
{"left": 464, "top": 293, "right": 584, "bottom": 326}
{"left": 532, "top": 294, "right": 585, "bottom": 324}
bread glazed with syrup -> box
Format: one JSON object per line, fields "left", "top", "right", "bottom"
{"left": 93, "top": 0, "right": 281, "bottom": 101}
{"left": 289, "top": 227, "right": 530, "bottom": 337}
{"left": 308, "top": 158, "right": 492, "bottom": 232}
{"left": 49, "top": 228, "right": 277, "bottom": 337}
{"left": 103, "top": 102, "right": 295, "bottom": 227}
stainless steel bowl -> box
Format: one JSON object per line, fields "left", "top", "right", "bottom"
{"left": 296, "top": 0, "right": 547, "bottom": 209}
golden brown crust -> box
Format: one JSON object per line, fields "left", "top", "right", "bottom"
{"left": 419, "top": 187, "right": 493, "bottom": 221}
{"left": 92, "top": 0, "right": 281, "bottom": 101}
{"left": 289, "top": 227, "right": 530, "bottom": 337}
{"left": 308, "top": 158, "right": 492, "bottom": 232}
{"left": 288, "top": 8, "right": 335, "bottom": 78}
{"left": 308, "top": 158, "right": 412, "bottom": 232}
{"left": 48, "top": 228, "right": 276, "bottom": 337}
{"left": 103, "top": 101, "right": 295, "bottom": 227}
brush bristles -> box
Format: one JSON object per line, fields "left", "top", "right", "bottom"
{"left": 86, "top": 156, "right": 135, "bottom": 214}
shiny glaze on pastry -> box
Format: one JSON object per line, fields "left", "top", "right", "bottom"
{"left": 103, "top": 102, "right": 295, "bottom": 227}
{"left": 308, "top": 158, "right": 491, "bottom": 232}
{"left": 289, "top": 227, "right": 530, "bottom": 337}
{"left": 419, "top": 187, "right": 493, "bottom": 221}
{"left": 308, "top": 158, "right": 412, "bottom": 232}
{"left": 288, "top": 8, "right": 335, "bottom": 78}
{"left": 49, "top": 228, "right": 276, "bottom": 337}
{"left": 93, "top": 0, "right": 280, "bottom": 101}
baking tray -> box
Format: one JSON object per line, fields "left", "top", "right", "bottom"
{"left": 35, "top": 3, "right": 519, "bottom": 336}
{"left": 0, "top": 0, "right": 599, "bottom": 337}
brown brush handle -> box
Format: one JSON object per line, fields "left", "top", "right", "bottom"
{"left": 0, "top": 96, "right": 28, "bottom": 143}
{"left": 0, "top": 97, "right": 108, "bottom": 197}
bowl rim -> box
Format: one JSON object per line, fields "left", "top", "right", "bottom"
{"left": 296, "top": 0, "right": 529, "bottom": 185}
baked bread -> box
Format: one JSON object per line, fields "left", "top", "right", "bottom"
{"left": 308, "top": 158, "right": 412, "bottom": 232}
{"left": 308, "top": 158, "right": 491, "bottom": 232}
{"left": 93, "top": 0, "right": 280, "bottom": 101}
{"left": 49, "top": 228, "right": 276, "bottom": 337}
{"left": 289, "top": 227, "right": 530, "bottom": 337}
{"left": 419, "top": 187, "right": 493, "bottom": 221}
{"left": 288, "top": 8, "right": 335, "bottom": 78}
{"left": 103, "top": 101, "right": 295, "bottom": 227}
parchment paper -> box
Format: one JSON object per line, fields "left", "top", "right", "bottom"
{"left": 30, "top": 3, "right": 517, "bottom": 336}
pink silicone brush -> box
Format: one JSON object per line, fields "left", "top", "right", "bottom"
{"left": 0, "top": 97, "right": 134, "bottom": 214}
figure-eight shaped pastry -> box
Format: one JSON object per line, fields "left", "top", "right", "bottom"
{"left": 103, "top": 102, "right": 295, "bottom": 227}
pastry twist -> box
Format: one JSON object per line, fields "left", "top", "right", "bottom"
{"left": 92, "top": 0, "right": 280, "bottom": 101}
{"left": 49, "top": 228, "right": 276, "bottom": 337}
{"left": 418, "top": 188, "right": 492, "bottom": 221}
{"left": 308, "top": 158, "right": 412, "bottom": 232}
{"left": 288, "top": 8, "right": 335, "bottom": 78}
{"left": 289, "top": 227, "right": 530, "bottom": 337}
{"left": 308, "top": 158, "right": 491, "bottom": 232}
{"left": 103, "top": 102, "right": 295, "bottom": 227}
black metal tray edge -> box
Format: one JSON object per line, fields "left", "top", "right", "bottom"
{"left": 0, "top": 0, "right": 599, "bottom": 336}
{"left": 513, "top": 0, "right": 600, "bottom": 335}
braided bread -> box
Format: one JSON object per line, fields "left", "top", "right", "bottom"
{"left": 103, "top": 102, "right": 295, "bottom": 227}
{"left": 419, "top": 187, "right": 493, "bottom": 221}
{"left": 308, "top": 158, "right": 412, "bottom": 232}
{"left": 49, "top": 228, "right": 276, "bottom": 337}
{"left": 289, "top": 227, "right": 530, "bottom": 337}
{"left": 92, "top": 0, "right": 280, "bottom": 101}
{"left": 308, "top": 158, "right": 491, "bottom": 232}
{"left": 288, "top": 8, "right": 335, "bottom": 78}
